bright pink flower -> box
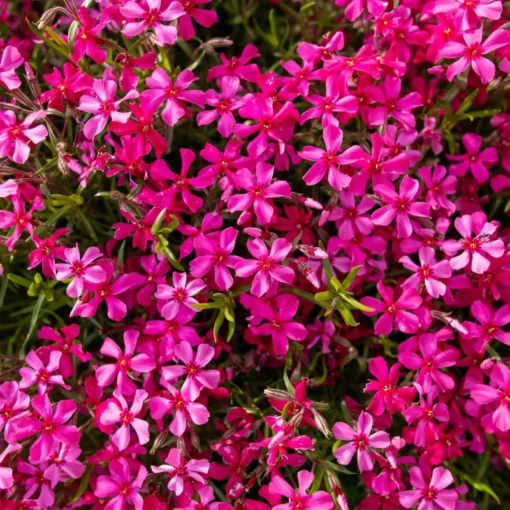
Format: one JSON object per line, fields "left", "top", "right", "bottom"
{"left": 112, "top": 208, "right": 159, "bottom": 251}
{"left": 150, "top": 381, "right": 210, "bottom": 436}
{"left": 433, "top": 0, "right": 502, "bottom": 30}
{"left": 364, "top": 357, "right": 415, "bottom": 416}
{"left": 73, "top": 7, "right": 108, "bottom": 63}
{"left": 418, "top": 165, "right": 457, "bottom": 215}
{"left": 0, "top": 196, "right": 43, "bottom": 251}
{"left": 77, "top": 78, "right": 139, "bottom": 139}
{"left": 37, "top": 324, "right": 91, "bottom": 378}
{"left": 400, "top": 247, "right": 453, "bottom": 298}
{"left": 371, "top": 175, "right": 430, "bottom": 238}
{"left": 399, "top": 466, "right": 458, "bottom": 510}
{"left": 54, "top": 245, "right": 106, "bottom": 298}
{"left": 0, "top": 110, "right": 48, "bottom": 164}
{"left": 471, "top": 363, "right": 510, "bottom": 432}
{"left": 335, "top": 0, "right": 388, "bottom": 21}
{"left": 361, "top": 281, "right": 422, "bottom": 335}
{"left": 0, "top": 45, "right": 24, "bottom": 90}
{"left": 151, "top": 448, "right": 210, "bottom": 495}
{"left": 0, "top": 381, "right": 30, "bottom": 434}
{"left": 45, "top": 444, "right": 85, "bottom": 485}
{"left": 177, "top": 0, "right": 218, "bottom": 40}
{"left": 329, "top": 191, "right": 375, "bottom": 241}
{"left": 19, "top": 351, "right": 70, "bottom": 395}
{"left": 228, "top": 163, "right": 291, "bottom": 225}
{"left": 120, "top": 0, "right": 185, "bottom": 45}
{"left": 464, "top": 300, "right": 510, "bottom": 350}
{"left": 161, "top": 341, "right": 220, "bottom": 399}
{"left": 155, "top": 272, "right": 205, "bottom": 318}
{"left": 197, "top": 76, "right": 243, "bottom": 137}
{"left": 94, "top": 457, "right": 147, "bottom": 510}
{"left": 141, "top": 69, "right": 205, "bottom": 126}
{"left": 235, "top": 238, "right": 295, "bottom": 297}
{"left": 441, "top": 28, "right": 509, "bottom": 84}
{"left": 0, "top": 443, "right": 20, "bottom": 490}
{"left": 117, "top": 52, "right": 157, "bottom": 92}
{"left": 447, "top": 133, "right": 498, "bottom": 183}
{"left": 207, "top": 44, "right": 260, "bottom": 82}
{"left": 18, "top": 459, "right": 56, "bottom": 508}
{"left": 399, "top": 334, "right": 459, "bottom": 392}
{"left": 268, "top": 470, "right": 334, "bottom": 510}
{"left": 95, "top": 330, "right": 155, "bottom": 395}
{"left": 145, "top": 307, "right": 200, "bottom": 350}
{"left": 100, "top": 389, "right": 150, "bottom": 451}
{"left": 333, "top": 411, "right": 390, "bottom": 472}
{"left": 190, "top": 227, "right": 241, "bottom": 291}
{"left": 28, "top": 228, "right": 69, "bottom": 278}
{"left": 441, "top": 212, "right": 504, "bottom": 274}
{"left": 250, "top": 294, "right": 307, "bottom": 356}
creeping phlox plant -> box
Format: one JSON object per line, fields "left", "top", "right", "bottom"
{"left": 0, "top": 0, "right": 510, "bottom": 508}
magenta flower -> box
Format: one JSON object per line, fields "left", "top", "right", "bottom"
{"left": 155, "top": 272, "right": 206, "bottom": 318}
{"left": 228, "top": 163, "right": 291, "bottom": 225}
{"left": 418, "top": 165, "right": 457, "bottom": 215}
{"left": 399, "top": 334, "right": 460, "bottom": 392}
{"left": 151, "top": 448, "right": 210, "bottom": 495}
{"left": 0, "top": 45, "right": 24, "bottom": 90}
{"left": 441, "top": 27, "right": 509, "bottom": 84}
{"left": 207, "top": 44, "right": 260, "bottom": 82}
{"left": 134, "top": 255, "right": 170, "bottom": 307}
{"left": 94, "top": 458, "right": 147, "bottom": 510}
{"left": 141, "top": 69, "right": 205, "bottom": 126}
{"left": 442, "top": 213, "right": 504, "bottom": 274}
{"left": 250, "top": 294, "right": 307, "bottom": 357}
{"left": 268, "top": 471, "right": 334, "bottom": 510}
{"left": 120, "top": 0, "right": 185, "bottom": 46}
{"left": 0, "top": 110, "right": 48, "bottom": 164}
{"left": 235, "top": 238, "right": 295, "bottom": 297}
{"left": 332, "top": 411, "right": 390, "bottom": 472}
{"left": 329, "top": 191, "right": 375, "bottom": 241}
{"left": 464, "top": 300, "right": 510, "bottom": 350}
{"left": 371, "top": 176, "right": 430, "bottom": 238}
{"left": 367, "top": 76, "right": 423, "bottom": 128}
{"left": 19, "top": 351, "right": 69, "bottom": 395}
{"left": 399, "top": 466, "right": 458, "bottom": 510}
{"left": 177, "top": 0, "right": 218, "bottom": 40}
{"left": 45, "top": 444, "right": 85, "bottom": 485}
{"left": 0, "top": 443, "right": 20, "bottom": 490}
{"left": 364, "top": 357, "right": 415, "bottom": 416}
{"left": 298, "top": 125, "right": 352, "bottom": 190}
{"left": 95, "top": 330, "right": 156, "bottom": 395}
{"left": 145, "top": 307, "right": 200, "bottom": 350}
{"left": 0, "top": 381, "right": 30, "bottom": 434}
{"left": 471, "top": 363, "right": 510, "bottom": 432}
{"left": 197, "top": 76, "right": 243, "bottom": 137}
{"left": 112, "top": 209, "right": 158, "bottom": 251}
{"left": 18, "top": 459, "right": 56, "bottom": 508}
{"left": 72, "top": 7, "right": 108, "bottom": 64}
{"left": 190, "top": 227, "right": 241, "bottom": 290}
{"left": 54, "top": 245, "right": 106, "bottom": 298}
{"left": 447, "top": 133, "right": 498, "bottom": 183}
{"left": 361, "top": 281, "right": 422, "bottom": 335}
{"left": 28, "top": 228, "right": 68, "bottom": 278}
{"left": 77, "top": 78, "right": 139, "bottom": 139}
{"left": 434, "top": 0, "right": 502, "bottom": 31}
{"left": 399, "top": 247, "right": 452, "bottom": 298}
{"left": 100, "top": 389, "right": 150, "bottom": 451}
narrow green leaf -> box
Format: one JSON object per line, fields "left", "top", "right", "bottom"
{"left": 20, "top": 294, "right": 46, "bottom": 358}
{"left": 70, "top": 465, "right": 92, "bottom": 504}
{"left": 7, "top": 274, "right": 32, "bottom": 288}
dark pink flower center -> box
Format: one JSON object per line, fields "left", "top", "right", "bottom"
{"left": 145, "top": 9, "right": 161, "bottom": 26}
{"left": 353, "top": 433, "right": 369, "bottom": 450}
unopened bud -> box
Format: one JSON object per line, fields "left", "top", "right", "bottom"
{"left": 37, "top": 8, "right": 59, "bottom": 30}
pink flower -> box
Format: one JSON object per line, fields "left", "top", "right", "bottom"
{"left": 190, "top": 227, "right": 242, "bottom": 291}
{"left": 100, "top": 389, "right": 150, "bottom": 451}
{"left": 94, "top": 458, "right": 147, "bottom": 510}
{"left": 441, "top": 212, "right": 504, "bottom": 274}
{"left": 177, "top": 0, "right": 218, "bottom": 41}
{"left": 329, "top": 191, "right": 375, "bottom": 241}
{"left": 471, "top": 363, "right": 510, "bottom": 432}
{"left": 120, "top": 0, "right": 185, "bottom": 46}
{"left": 399, "top": 247, "right": 452, "bottom": 298}
{"left": 112, "top": 209, "right": 158, "bottom": 251}
{"left": 37, "top": 324, "right": 91, "bottom": 378}
{"left": 250, "top": 294, "right": 307, "bottom": 356}
{"left": 228, "top": 163, "right": 291, "bottom": 225}
{"left": 447, "top": 133, "right": 498, "bottom": 183}
{"left": 335, "top": 0, "right": 388, "bottom": 21}
{"left": 207, "top": 44, "right": 260, "bottom": 82}
{"left": 399, "top": 466, "right": 458, "bottom": 510}
{"left": 367, "top": 76, "right": 423, "bottom": 129}
{"left": 0, "top": 381, "right": 30, "bottom": 434}
{"left": 161, "top": 341, "right": 220, "bottom": 400}
{"left": 145, "top": 307, "right": 200, "bottom": 350}
{"left": 418, "top": 166, "right": 457, "bottom": 215}
{"left": 464, "top": 300, "right": 510, "bottom": 350}
{"left": 54, "top": 245, "right": 106, "bottom": 298}
{"left": 77, "top": 78, "right": 139, "bottom": 139}
{"left": 441, "top": 27, "right": 509, "bottom": 84}
{"left": 73, "top": 7, "right": 108, "bottom": 64}
{"left": 150, "top": 382, "right": 210, "bottom": 436}
{"left": 197, "top": 76, "right": 243, "bottom": 137}
{"left": 155, "top": 272, "right": 206, "bottom": 318}
{"left": 371, "top": 176, "right": 430, "bottom": 238}
{"left": 45, "top": 444, "right": 85, "bottom": 484}
{"left": 0, "top": 111, "right": 48, "bottom": 164}
{"left": 19, "top": 351, "right": 70, "bottom": 395}
{"left": 235, "top": 238, "right": 295, "bottom": 297}
{"left": 28, "top": 228, "right": 69, "bottom": 278}
{"left": 151, "top": 448, "right": 210, "bottom": 495}
{"left": 95, "top": 330, "right": 156, "bottom": 395}
{"left": 268, "top": 470, "right": 334, "bottom": 510}
{"left": 0, "top": 45, "right": 24, "bottom": 90}
{"left": 399, "top": 334, "right": 459, "bottom": 392}
{"left": 141, "top": 69, "right": 205, "bottom": 126}
{"left": 332, "top": 411, "right": 390, "bottom": 472}
{"left": 433, "top": 0, "right": 502, "bottom": 31}
{"left": 361, "top": 281, "right": 422, "bottom": 335}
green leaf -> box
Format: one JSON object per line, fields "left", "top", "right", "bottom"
{"left": 70, "top": 465, "right": 92, "bottom": 504}
{"left": 68, "top": 20, "right": 79, "bottom": 54}
{"left": 7, "top": 274, "right": 32, "bottom": 288}
{"left": 337, "top": 302, "right": 359, "bottom": 327}
{"left": 213, "top": 309, "right": 225, "bottom": 341}
{"left": 457, "top": 89, "right": 479, "bottom": 114}
{"left": 150, "top": 208, "right": 168, "bottom": 236}
{"left": 463, "top": 474, "right": 500, "bottom": 504}
{"left": 21, "top": 294, "right": 46, "bottom": 358}
{"left": 312, "top": 357, "right": 327, "bottom": 386}
{"left": 341, "top": 265, "right": 362, "bottom": 290}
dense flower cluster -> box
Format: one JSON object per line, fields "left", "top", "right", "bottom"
{"left": 0, "top": 0, "right": 509, "bottom": 508}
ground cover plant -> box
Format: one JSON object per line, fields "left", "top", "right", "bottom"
{"left": 0, "top": 0, "right": 510, "bottom": 508}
